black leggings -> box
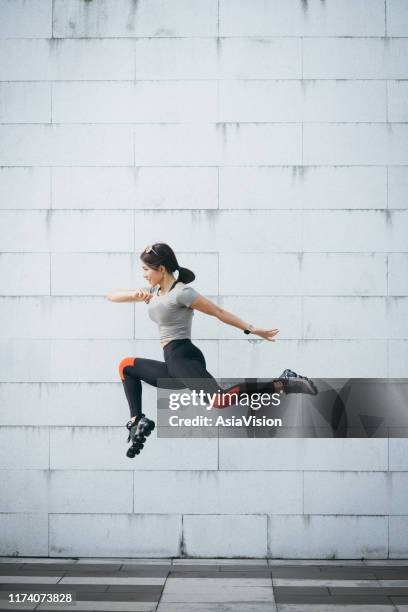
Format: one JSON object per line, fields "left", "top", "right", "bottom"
{"left": 119, "top": 339, "right": 280, "bottom": 418}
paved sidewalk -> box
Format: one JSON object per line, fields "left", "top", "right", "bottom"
{"left": 0, "top": 558, "right": 408, "bottom": 611}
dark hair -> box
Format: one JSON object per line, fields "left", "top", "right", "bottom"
{"left": 140, "top": 243, "right": 195, "bottom": 284}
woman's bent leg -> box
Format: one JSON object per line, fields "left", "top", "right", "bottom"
{"left": 118, "top": 356, "right": 186, "bottom": 418}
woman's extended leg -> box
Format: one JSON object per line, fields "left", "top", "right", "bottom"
{"left": 165, "top": 342, "right": 316, "bottom": 410}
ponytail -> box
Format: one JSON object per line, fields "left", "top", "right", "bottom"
{"left": 177, "top": 266, "right": 195, "bottom": 284}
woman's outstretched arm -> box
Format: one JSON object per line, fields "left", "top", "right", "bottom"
{"left": 106, "top": 288, "right": 152, "bottom": 303}
{"left": 190, "top": 295, "right": 279, "bottom": 342}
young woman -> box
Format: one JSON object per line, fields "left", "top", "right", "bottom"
{"left": 107, "top": 243, "right": 317, "bottom": 457}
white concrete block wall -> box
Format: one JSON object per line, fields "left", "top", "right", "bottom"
{"left": 0, "top": 0, "right": 407, "bottom": 559}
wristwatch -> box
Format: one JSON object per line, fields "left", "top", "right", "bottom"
{"left": 244, "top": 325, "right": 254, "bottom": 335}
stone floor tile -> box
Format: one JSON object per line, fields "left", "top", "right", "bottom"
{"left": 0, "top": 576, "right": 61, "bottom": 583}
{"left": 273, "top": 578, "right": 381, "bottom": 587}
{"left": 60, "top": 576, "right": 166, "bottom": 585}
{"left": 157, "top": 604, "right": 277, "bottom": 612}
{"left": 277, "top": 605, "right": 396, "bottom": 612}
{"left": 36, "top": 603, "right": 156, "bottom": 611}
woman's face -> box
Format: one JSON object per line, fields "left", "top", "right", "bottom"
{"left": 142, "top": 263, "right": 163, "bottom": 286}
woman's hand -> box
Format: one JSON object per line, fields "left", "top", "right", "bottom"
{"left": 251, "top": 327, "right": 279, "bottom": 341}
{"left": 134, "top": 289, "right": 152, "bottom": 304}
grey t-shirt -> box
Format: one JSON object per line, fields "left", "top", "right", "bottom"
{"left": 147, "top": 281, "right": 200, "bottom": 348}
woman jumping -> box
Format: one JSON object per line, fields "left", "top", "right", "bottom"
{"left": 107, "top": 243, "right": 317, "bottom": 458}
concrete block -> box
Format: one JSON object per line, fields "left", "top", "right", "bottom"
{"left": 52, "top": 253, "right": 217, "bottom": 296}
{"left": 0, "top": 514, "right": 48, "bottom": 557}
{"left": 389, "top": 254, "right": 408, "bottom": 295}
{"left": 387, "top": 0, "right": 408, "bottom": 36}
{"left": 219, "top": 0, "right": 385, "bottom": 36}
{"left": 386, "top": 210, "right": 408, "bottom": 252}
{"left": 388, "top": 81, "right": 408, "bottom": 122}
{"left": 389, "top": 473, "right": 408, "bottom": 515}
{"left": 388, "top": 297, "right": 408, "bottom": 338}
{"left": 219, "top": 439, "right": 388, "bottom": 471}
{"left": 50, "top": 514, "right": 182, "bottom": 557}
{"left": 220, "top": 337, "right": 388, "bottom": 378}
{"left": 52, "top": 253, "right": 137, "bottom": 296}
{"left": 134, "top": 124, "right": 219, "bottom": 166}
{"left": 135, "top": 38, "right": 218, "bottom": 80}
{"left": 0, "top": 39, "right": 135, "bottom": 80}
{"left": 133, "top": 124, "right": 301, "bottom": 166}
{"left": 220, "top": 253, "right": 301, "bottom": 295}
{"left": 0, "top": 0, "right": 52, "bottom": 38}
{"left": 0, "top": 427, "right": 49, "bottom": 469}
{"left": 0, "top": 297, "right": 133, "bottom": 339}
{"left": 52, "top": 81, "right": 218, "bottom": 123}
{"left": 220, "top": 253, "right": 387, "bottom": 297}
{"left": 0, "top": 211, "right": 49, "bottom": 252}
{"left": 389, "top": 439, "right": 408, "bottom": 471}
{"left": 298, "top": 339, "right": 388, "bottom": 377}
{"left": 219, "top": 80, "right": 386, "bottom": 123}
{"left": 389, "top": 340, "right": 408, "bottom": 376}
{"left": 304, "top": 472, "right": 389, "bottom": 515}
{"left": 218, "top": 123, "right": 301, "bottom": 166}
{"left": 219, "top": 80, "right": 302, "bottom": 123}
{"left": 304, "top": 38, "right": 408, "bottom": 79}
{"left": 134, "top": 211, "right": 301, "bottom": 254}
{"left": 50, "top": 427, "right": 218, "bottom": 471}
{"left": 218, "top": 211, "right": 301, "bottom": 251}
{"left": 135, "top": 167, "right": 218, "bottom": 210}
{"left": 389, "top": 167, "right": 408, "bottom": 209}
{"left": 219, "top": 166, "right": 387, "bottom": 210}
{"left": 304, "top": 124, "right": 408, "bottom": 165}
{"left": 49, "top": 470, "right": 133, "bottom": 514}
{"left": 132, "top": 471, "right": 302, "bottom": 514}
{"left": 301, "top": 253, "right": 387, "bottom": 296}
{"left": 0, "top": 254, "right": 50, "bottom": 296}
{"left": 53, "top": 0, "right": 218, "bottom": 37}
{"left": 135, "top": 38, "right": 301, "bottom": 79}
{"left": 0, "top": 338, "right": 218, "bottom": 382}
{"left": 390, "top": 517, "right": 408, "bottom": 558}
{"left": 218, "top": 38, "right": 302, "bottom": 79}
{"left": 303, "top": 297, "right": 388, "bottom": 339}
{"left": 0, "top": 210, "right": 133, "bottom": 252}
{"left": 0, "top": 339, "right": 52, "bottom": 382}
{"left": 0, "top": 469, "right": 131, "bottom": 517}
{"left": 0, "top": 382, "right": 124, "bottom": 426}
{"left": 0, "top": 167, "right": 51, "bottom": 210}
{"left": 0, "top": 470, "right": 49, "bottom": 512}
{"left": 0, "top": 125, "right": 133, "bottom": 166}
{"left": 183, "top": 515, "right": 267, "bottom": 558}
{"left": 303, "top": 210, "right": 387, "bottom": 252}
{"left": 269, "top": 515, "right": 388, "bottom": 558}
{"left": 52, "top": 166, "right": 218, "bottom": 210}
{"left": 0, "top": 83, "right": 51, "bottom": 124}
